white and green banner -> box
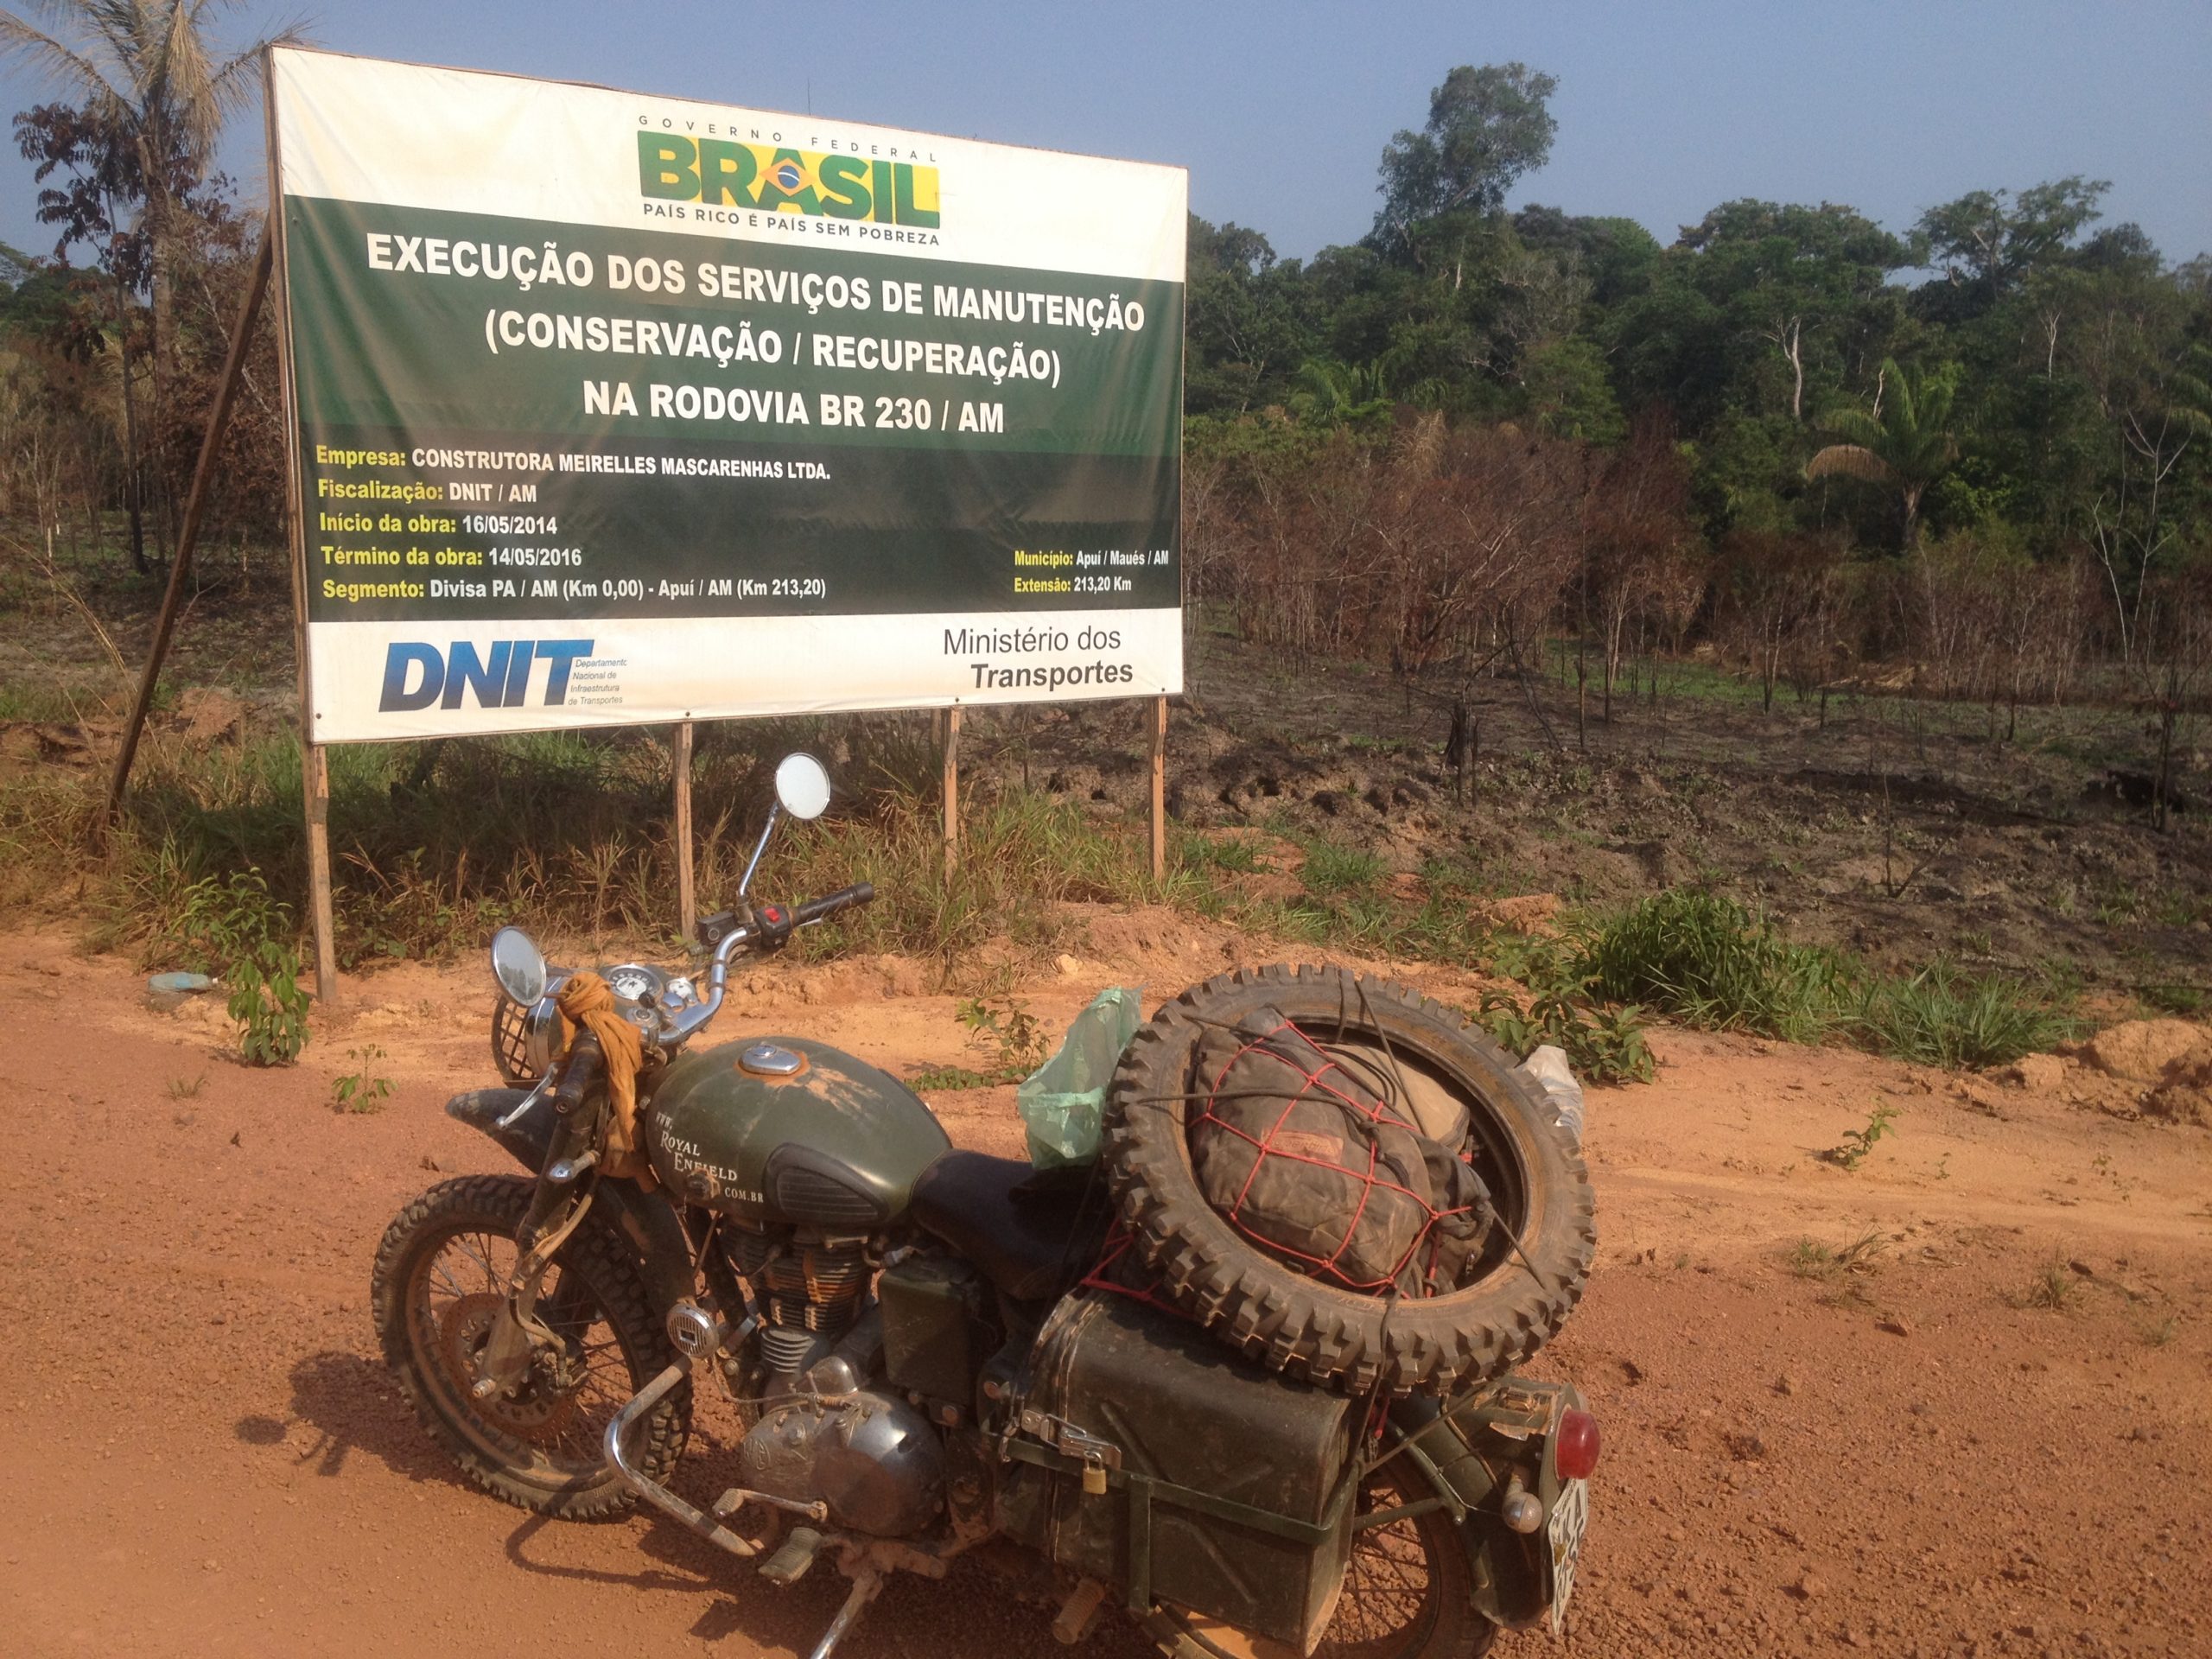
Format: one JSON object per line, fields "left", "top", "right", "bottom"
{"left": 267, "top": 48, "right": 1185, "bottom": 742}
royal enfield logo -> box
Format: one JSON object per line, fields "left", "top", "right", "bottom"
{"left": 378, "top": 639, "right": 594, "bottom": 712}
{"left": 637, "top": 130, "right": 941, "bottom": 228}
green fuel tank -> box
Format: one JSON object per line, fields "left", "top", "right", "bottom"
{"left": 645, "top": 1037, "right": 951, "bottom": 1229}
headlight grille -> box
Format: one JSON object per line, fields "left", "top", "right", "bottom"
{"left": 492, "top": 995, "right": 543, "bottom": 1084}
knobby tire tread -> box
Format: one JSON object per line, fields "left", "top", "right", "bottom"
{"left": 1104, "top": 964, "right": 1596, "bottom": 1399}
{"left": 370, "top": 1173, "right": 690, "bottom": 1520}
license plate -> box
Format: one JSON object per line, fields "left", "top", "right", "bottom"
{"left": 1548, "top": 1477, "right": 1589, "bottom": 1635}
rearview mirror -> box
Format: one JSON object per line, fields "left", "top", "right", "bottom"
{"left": 774, "top": 752, "right": 832, "bottom": 821}
{"left": 489, "top": 925, "right": 548, "bottom": 1006}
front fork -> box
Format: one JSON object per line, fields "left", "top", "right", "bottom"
{"left": 474, "top": 1106, "right": 602, "bottom": 1398}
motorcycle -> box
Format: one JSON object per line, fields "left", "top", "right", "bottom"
{"left": 372, "top": 752, "right": 1599, "bottom": 1658}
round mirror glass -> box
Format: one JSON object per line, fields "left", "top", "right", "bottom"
{"left": 774, "top": 752, "right": 832, "bottom": 820}
{"left": 489, "top": 925, "right": 548, "bottom": 1006}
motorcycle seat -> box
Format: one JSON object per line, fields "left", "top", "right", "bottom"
{"left": 908, "top": 1151, "right": 1112, "bottom": 1303}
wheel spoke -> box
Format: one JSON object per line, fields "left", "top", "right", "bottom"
{"left": 404, "top": 1214, "right": 637, "bottom": 1481}
{"left": 449, "top": 1233, "right": 505, "bottom": 1289}
{"left": 1306, "top": 1474, "right": 1439, "bottom": 1659}
{"left": 428, "top": 1260, "right": 470, "bottom": 1302}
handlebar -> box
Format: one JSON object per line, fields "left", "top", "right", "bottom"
{"left": 661, "top": 882, "right": 877, "bottom": 1047}
{"left": 793, "top": 882, "right": 875, "bottom": 926}
{"left": 550, "top": 1032, "right": 604, "bottom": 1116}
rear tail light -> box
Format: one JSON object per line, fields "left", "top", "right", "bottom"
{"left": 1554, "top": 1408, "right": 1601, "bottom": 1480}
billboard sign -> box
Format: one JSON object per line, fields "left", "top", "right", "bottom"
{"left": 267, "top": 48, "right": 1185, "bottom": 741}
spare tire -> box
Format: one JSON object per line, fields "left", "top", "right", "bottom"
{"left": 1103, "top": 963, "right": 1594, "bottom": 1398}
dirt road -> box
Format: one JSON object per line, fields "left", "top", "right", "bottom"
{"left": 2, "top": 925, "right": 2207, "bottom": 1658}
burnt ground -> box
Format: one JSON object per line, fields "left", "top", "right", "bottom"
{"left": 963, "top": 632, "right": 2211, "bottom": 1006}
{"left": 2, "top": 550, "right": 2207, "bottom": 1006}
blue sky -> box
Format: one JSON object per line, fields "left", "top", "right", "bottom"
{"left": 5, "top": 0, "right": 2208, "bottom": 270}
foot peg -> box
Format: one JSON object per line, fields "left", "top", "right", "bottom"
{"left": 1052, "top": 1577, "right": 1109, "bottom": 1645}
{"left": 759, "top": 1525, "right": 824, "bottom": 1586}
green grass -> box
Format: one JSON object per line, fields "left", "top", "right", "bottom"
{"left": 1647, "top": 658, "right": 1784, "bottom": 709}
{"left": 2010, "top": 1260, "right": 2082, "bottom": 1313}
{"left": 1165, "top": 825, "right": 1512, "bottom": 969}
{"left": 1786, "top": 1230, "right": 1886, "bottom": 1281}
{"left": 1173, "top": 827, "right": 1265, "bottom": 874}
{"left": 1299, "top": 836, "right": 1386, "bottom": 898}
{"left": 2140, "top": 983, "right": 2208, "bottom": 1017}
{"left": 0, "top": 691, "right": 2091, "bottom": 1079}
{"left": 1574, "top": 891, "right": 1847, "bottom": 1043}
{"left": 2152, "top": 889, "right": 2210, "bottom": 929}
{"left": 1573, "top": 891, "right": 2075, "bottom": 1068}
{"left": 1850, "top": 962, "right": 2079, "bottom": 1069}
{"left": 783, "top": 787, "right": 1184, "bottom": 975}
{"left": 1, "top": 713, "right": 1171, "bottom": 983}
{"left": 0, "top": 683, "right": 92, "bottom": 721}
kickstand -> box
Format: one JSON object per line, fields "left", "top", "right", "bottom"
{"left": 807, "top": 1567, "right": 883, "bottom": 1659}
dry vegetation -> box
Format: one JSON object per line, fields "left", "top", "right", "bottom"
{"left": 2, "top": 525, "right": 2204, "bottom": 1090}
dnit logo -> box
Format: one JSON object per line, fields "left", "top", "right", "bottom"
{"left": 379, "top": 639, "right": 594, "bottom": 713}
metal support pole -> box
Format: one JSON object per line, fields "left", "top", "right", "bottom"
{"left": 673, "top": 720, "right": 696, "bottom": 940}
{"left": 94, "top": 230, "right": 274, "bottom": 849}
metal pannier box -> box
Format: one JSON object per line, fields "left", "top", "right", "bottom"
{"left": 996, "top": 1292, "right": 1359, "bottom": 1650}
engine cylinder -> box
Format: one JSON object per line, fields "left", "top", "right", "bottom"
{"left": 723, "top": 1224, "right": 874, "bottom": 1389}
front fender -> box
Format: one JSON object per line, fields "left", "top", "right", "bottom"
{"left": 444, "top": 1087, "right": 700, "bottom": 1320}
{"left": 446, "top": 1087, "right": 553, "bottom": 1170}
{"left": 1392, "top": 1376, "right": 1586, "bottom": 1631}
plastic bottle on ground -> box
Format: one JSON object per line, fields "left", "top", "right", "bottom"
{"left": 1517, "top": 1044, "right": 1585, "bottom": 1147}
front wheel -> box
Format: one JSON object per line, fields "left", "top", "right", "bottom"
{"left": 1143, "top": 1461, "right": 1494, "bottom": 1659}
{"left": 371, "top": 1174, "right": 690, "bottom": 1518}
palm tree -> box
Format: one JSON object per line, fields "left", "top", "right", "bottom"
{"left": 0, "top": 1, "right": 302, "bottom": 566}
{"left": 1806, "top": 359, "right": 1959, "bottom": 550}
{"left": 1289, "top": 357, "right": 1393, "bottom": 427}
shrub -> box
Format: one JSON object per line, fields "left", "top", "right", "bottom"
{"left": 1574, "top": 891, "right": 1846, "bottom": 1043}
{"left": 1474, "top": 930, "right": 1655, "bottom": 1084}
{"left": 332, "top": 1045, "right": 395, "bottom": 1112}
{"left": 226, "top": 938, "right": 310, "bottom": 1065}
{"left": 175, "top": 869, "right": 312, "bottom": 1066}
{"left": 1850, "top": 962, "right": 2076, "bottom": 1069}
{"left": 1475, "top": 986, "right": 1655, "bottom": 1085}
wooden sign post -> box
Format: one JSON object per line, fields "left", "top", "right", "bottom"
{"left": 673, "top": 721, "right": 697, "bottom": 940}
{"left": 1150, "top": 694, "right": 1168, "bottom": 882}
{"left": 939, "top": 706, "right": 963, "bottom": 876}
{"left": 95, "top": 232, "right": 273, "bottom": 852}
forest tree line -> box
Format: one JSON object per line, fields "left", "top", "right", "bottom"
{"left": 1183, "top": 64, "right": 2210, "bottom": 729}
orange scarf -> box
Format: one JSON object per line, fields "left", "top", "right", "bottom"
{"left": 555, "top": 971, "right": 655, "bottom": 1187}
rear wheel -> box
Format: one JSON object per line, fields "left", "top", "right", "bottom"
{"left": 1145, "top": 1462, "right": 1494, "bottom": 1659}
{"left": 371, "top": 1174, "right": 690, "bottom": 1518}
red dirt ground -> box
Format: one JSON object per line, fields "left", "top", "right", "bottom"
{"left": 2, "top": 925, "right": 2207, "bottom": 1658}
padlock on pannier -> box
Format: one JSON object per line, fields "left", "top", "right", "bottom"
{"left": 996, "top": 1293, "right": 1359, "bottom": 1651}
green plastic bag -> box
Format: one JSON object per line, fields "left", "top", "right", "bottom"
{"left": 1019, "top": 986, "right": 1145, "bottom": 1169}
